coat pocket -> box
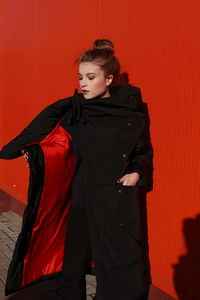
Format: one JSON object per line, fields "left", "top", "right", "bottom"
{"left": 115, "top": 183, "right": 140, "bottom": 225}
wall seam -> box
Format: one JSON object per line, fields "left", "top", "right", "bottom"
{"left": 98, "top": 0, "right": 102, "bottom": 38}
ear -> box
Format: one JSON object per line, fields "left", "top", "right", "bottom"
{"left": 106, "top": 74, "right": 114, "bottom": 86}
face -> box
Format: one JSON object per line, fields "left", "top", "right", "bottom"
{"left": 78, "top": 62, "right": 113, "bottom": 100}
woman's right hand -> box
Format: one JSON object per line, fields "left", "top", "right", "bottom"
{"left": 21, "top": 150, "right": 29, "bottom": 168}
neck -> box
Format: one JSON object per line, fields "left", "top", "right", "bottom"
{"left": 100, "top": 87, "right": 110, "bottom": 98}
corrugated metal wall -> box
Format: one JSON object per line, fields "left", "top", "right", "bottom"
{"left": 0, "top": 0, "right": 200, "bottom": 298}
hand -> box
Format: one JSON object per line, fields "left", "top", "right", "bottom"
{"left": 117, "top": 172, "right": 140, "bottom": 186}
{"left": 21, "top": 150, "right": 29, "bottom": 168}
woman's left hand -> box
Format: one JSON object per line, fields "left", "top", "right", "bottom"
{"left": 117, "top": 172, "right": 140, "bottom": 186}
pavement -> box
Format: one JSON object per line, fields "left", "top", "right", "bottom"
{"left": 0, "top": 211, "right": 96, "bottom": 300}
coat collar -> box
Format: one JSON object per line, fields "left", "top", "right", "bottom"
{"left": 68, "top": 84, "right": 145, "bottom": 125}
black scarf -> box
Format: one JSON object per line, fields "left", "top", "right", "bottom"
{"left": 0, "top": 84, "right": 146, "bottom": 159}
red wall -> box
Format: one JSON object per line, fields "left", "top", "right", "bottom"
{"left": 1, "top": 1, "right": 200, "bottom": 299}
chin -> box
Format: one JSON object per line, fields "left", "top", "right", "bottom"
{"left": 83, "top": 95, "right": 93, "bottom": 100}
{"left": 83, "top": 93, "right": 98, "bottom": 100}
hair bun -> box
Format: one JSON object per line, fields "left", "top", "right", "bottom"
{"left": 93, "top": 39, "right": 114, "bottom": 54}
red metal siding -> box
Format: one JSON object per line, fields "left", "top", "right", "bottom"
{"left": 0, "top": 1, "right": 200, "bottom": 299}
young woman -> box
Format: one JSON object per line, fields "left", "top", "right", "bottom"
{"left": 0, "top": 39, "right": 153, "bottom": 300}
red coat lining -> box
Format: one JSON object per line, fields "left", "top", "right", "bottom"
{"left": 22, "top": 124, "right": 76, "bottom": 286}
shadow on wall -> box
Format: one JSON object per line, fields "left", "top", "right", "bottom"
{"left": 115, "top": 72, "right": 130, "bottom": 86}
{"left": 173, "top": 214, "right": 200, "bottom": 300}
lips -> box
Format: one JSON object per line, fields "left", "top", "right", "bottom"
{"left": 82, "top": 90, "right": 90, "bottom": 94}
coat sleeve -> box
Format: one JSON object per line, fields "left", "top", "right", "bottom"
{"left": 126, "top": 122, "right": 153, "bottom": 188}
{"left": 0, "top": 96, "right": 72, "bottom": 159}
{"left": 126, "top": 92, "right": 153, "bottom": 191}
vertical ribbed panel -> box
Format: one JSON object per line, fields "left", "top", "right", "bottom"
{"left": 0, "top": 0, "right": 200, "bottom": 298}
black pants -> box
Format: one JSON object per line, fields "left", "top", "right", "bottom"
{"left": 62, "top": 206, "right": 149, "bottom": 300}
{"left": 62, "top": 206, "right": 91, "bottom": 300}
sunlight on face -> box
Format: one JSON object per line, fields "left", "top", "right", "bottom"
{"left": 78, "top": 62, "right": 113, "bottom": 100}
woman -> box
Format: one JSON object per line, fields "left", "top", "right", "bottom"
{"left": 0, "top": 39, "right": 153, "bottom": 300}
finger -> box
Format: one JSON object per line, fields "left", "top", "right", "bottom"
{"left": 24, "top": 153, "right": 29, "bottom": 161}
{"left": 122, "top": 181, "right": 136, "bottom": 186}
{"left": 21, "top": 150, "right": 25, "bottom": 154}
{"left": 117, "top": 179, "right": 123, "bottom": 183}
{"left": 117, "top": 176, "right": 124, "bottom": 183}
{"left": 122, "top": 181, "right": 128, "bottom": 185}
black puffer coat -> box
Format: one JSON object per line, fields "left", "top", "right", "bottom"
{"left": 0, "top": 84, "right": 153, "bottom": 298}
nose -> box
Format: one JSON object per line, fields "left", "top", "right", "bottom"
{"left": 80, "top": 78, "right": 87, "bottom": 88}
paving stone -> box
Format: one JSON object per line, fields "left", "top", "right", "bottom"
{"left": 0, "top": 291, "right": 5, "bottom": 300}
{"left": 86, "top": 274, "right": 96, "bottom": 285}
{"left": 1, "top": 220, "right": 20, "bottom": 232}
{"left": 5, "top": 242, "right": 15, "bottom": 251}
{"left": 87, "top": 296, "right": 96, "bottom": 300}
{"left": 0, "top": 277, "right": 6, "bottom": 299}
{"left": 0, "top": 252, "right": 10, "bottom": 267}
{"left": 0, "top": 268, "right": 8, "bottom": 285}
{"left": 86, "top": 286, "right": 96, "bottom": 295}
{"left": 0, "top": 280, "right": 4, "bottom": 289}
{"left": 0, "top": 245, "right": 13, "bottom": 261}
{"left": 0, "top": 230, "right": 11, "bottom": 241}
{"left": 2, "top": 228, "right": 19, "bottom": 237}
{"left": 0, "top": 278, "right": 5, "bottom": 299}
{"left": 1, "top": 212, "right": 22, "bottom": 228}
{"left": 1, "top": 230, "right": 19, "bottom": 242}
{"left": 0, "top": 212, "right": 21, "bottom": 299}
